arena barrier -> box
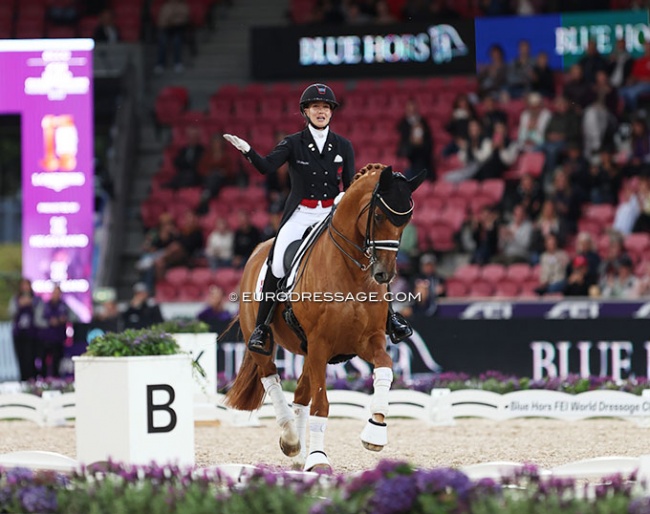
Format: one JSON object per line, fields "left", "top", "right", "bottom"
{"left": 3, "top": 388, "right": 650, "bottom": 427}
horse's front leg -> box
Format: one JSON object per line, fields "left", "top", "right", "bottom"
{"left": 359, "top": 336, "right": 393, "bottom": 452}
{"left": 291, "top": 369, "right": 311, "bottom": 467}
{"left": 303, "top": 353, "right": 332, "bottom": 473}
{"left": 260, "top": 373, "right": 300, "bottom": 457}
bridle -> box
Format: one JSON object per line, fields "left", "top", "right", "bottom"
{"left": 328, "top": 181, "right": 414, "bottom": 272}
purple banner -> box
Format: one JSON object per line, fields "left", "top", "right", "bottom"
{"left": 0, "top": 39, "right": 94, "bottom": 322}
{"left": 436, "top": 300, "right": 650, "bottom": 319}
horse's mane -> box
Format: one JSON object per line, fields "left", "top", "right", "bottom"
{"left": 351, "top": 163, "right": 387, "bottom": 185}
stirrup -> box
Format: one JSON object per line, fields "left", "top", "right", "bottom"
{"left": 248, "top": 324, "right": 274, "bottom": 355}
{"left": 387, "top": 312, "right": 413, "bottom": 344}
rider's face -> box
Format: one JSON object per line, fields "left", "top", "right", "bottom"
{"left": 305, "top": 102, "right": 332, "bottom": 129}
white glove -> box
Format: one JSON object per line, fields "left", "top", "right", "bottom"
{"left": 223, "top": 134, "right": 250, "bottom": 153}
{"left": 334, "top": 191, "right": 345, "bottom": 205}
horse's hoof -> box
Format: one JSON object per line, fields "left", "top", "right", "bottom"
{"left": 362, "top": 441, "right": 384, "bottom": 452}
{"left": 309, "top": 463, "right": 333, "bottom": 474}
{"left": 280, "top": 437, "right": 301, "bottom": 458}
{"left": 304, "top": 451, "right": 331, "bottom": 473}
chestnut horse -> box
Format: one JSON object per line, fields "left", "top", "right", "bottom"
{"left": 224, "top": 163, "right": 425, "bottom": 471}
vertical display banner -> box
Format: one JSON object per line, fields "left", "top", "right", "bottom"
{"left": 0, "top": 39, "right": 94, "bottom": 321}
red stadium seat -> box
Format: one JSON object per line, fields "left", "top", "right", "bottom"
{"left": 155, "top": 281, "right": 178, "bottom": 302}
{"left": 165, "top": 267, "right": 190, "bottom": 287}
{"left": 190, "top": 267, "right": 215, "bottom": 287}
{"left": 506, "top": 263, "right": 533, "bottom": 282}
{"left": 583, "top": 203, "right": 615, "bottom": 227}
{"left": 508, "top": 151, "right": 545, "bottom": 179}
{"left": 494, "top": 279, "right": 520, "bottom": 298}
{"left": 456, "top": 180, "right": 480, "bottom": 200}
{"left": 176, "top": 283, "right": 203, "bottom": 301}
{"left": 445, "top": 278, "right": 468, "bottom": 298}
{"left": 480, "top": 179, "right": 505, "bottom": 203}
{"left": 428, "top": 220, "right": 456, "bottom": 252}
{"left": 453, "top": 263, "right": 481, "bottom": 284}
{"left": 481, "top": 264, "right": 507, "bottom": 284}
{"left": 625, "top": 233, "right": 650, "bottom": 259}
{"left": 468, "top": 280, "right": 494, "bottom": 297}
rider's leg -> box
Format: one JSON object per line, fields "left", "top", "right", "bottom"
{"left": 247, "top": 266, "right": 281, "bottom": 352}
{"left": 386, "top": 285, "right": 413, "bottom": 344}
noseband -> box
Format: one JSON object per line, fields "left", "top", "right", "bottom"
{"left": 328, "top": 181, "right": 414, "bottom": 271}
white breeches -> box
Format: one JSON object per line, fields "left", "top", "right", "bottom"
{"left": 270, "top": 204, "right": 331, "bottom": 278}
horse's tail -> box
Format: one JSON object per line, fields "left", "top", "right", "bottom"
{"left": 221, "top": 314, "right": 240, "bottom": 341}
{"left": 223, "top": 349, "right": 265, "bottom": 411}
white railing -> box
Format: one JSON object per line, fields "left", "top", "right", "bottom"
{"left": 3, "top": 388, "right": 650, "bottom": 427}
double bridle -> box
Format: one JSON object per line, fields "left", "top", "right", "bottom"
{"left": 328, "top": 182, "right": 414, "bottom": 271}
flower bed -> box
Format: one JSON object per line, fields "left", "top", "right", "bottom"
{"left": 0, "top": 459, "right": 642, "bottom": 514}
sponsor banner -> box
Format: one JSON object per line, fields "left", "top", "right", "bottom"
{"left": 250, "top": 20, "right": 476, "bottom": 80}
{"left": 475, "top": 10, "right": 650, "bottom": 71}
{"left": 0, "top": 39, "right": 94, "bottom": 322}
{"left": 435, "top": 300, "right": 650, "bottom": 319}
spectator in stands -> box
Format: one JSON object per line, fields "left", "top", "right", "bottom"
{"left": 196, "top": 133, "right": 237, "bottom": 214}
{"left": 445, "top": 119, "right": 490, "bottom": 182}
{"left": 153, "top": 211, "right": 204, "bottom": 284}
{"left": 478, "top": 0, "right": 512, "bottom": 16}
{"left": 205, "top": 217, "right": 234, "bottom": 271}
{"left": 408, "top": 254, "right": 446, "bottom": 316}
{"left": 345, "top": 2, "right": 373, "bottom": 24}
{"left": 443, "top": 94, "right": 477, "bottom": 156}
{"left": 517, "top": 92, "right": 551, "bottom": 152}
{"left": 613, "top": 181, "right": 641, "bottom": 235}
{"left": 166, "top": 125, "right": 205, "bottom": 190}
{"left": 475, "top": 120, "right": 519, "bottom": 181}
{"left": 122, "top": 282, "right": 164, "bottom": 329}
{"left": 579, "top": 40, "right": 609, "bottom": 85}
{"left": 540, "top": 95, "right": 582, "bottom": 182}
{"left": 425, "top": 0, "right": 460, "bottom": 20}
{"left": 510, "top": 172, "right": 544, "bottom": 219}
{"left": 621, "top": 116, "right": 650, "bottom": 177}
{"left": 598, "top": 230, "right": 629, "bottom": 278}
{"left": 633, "top": 174, "right": 650, "bottom": 232}
{"left": 469, "top": 205, "right": 500, "bottom": 265}
{"left": 535, "top": 232, "right": 569, "bottom": 294}
{"left": 136, "top": 212, "right": 178, "bottom": 273}
{"left": 231, "top": 210, "right": 261, "bottom": 269}
{"left": 573, "top": 231, "right": 601, "bottom": 285}
{"left": 548, "top": 167, "right": 583, "bottom": 233}
{"left": 529, "top": 199, "right": 567, "bottom": 262}
{"left": 513, "top": 0, "right": 540, "bottom": 15}
{"left": 607, "top": 38, "right": 634, "bottom": 89}
{"left": 9, "top": 278, "right": 40, "bottom": 382}
{"left": 480, "top": 94, "right": 508, "bottom": 137}
{"left": 396, "top": 99, "right": 434, "bottom": 180}
{"left": 620, "top": 41, "right": 650, "bottom": 112}
{"left": 562, "top": 64, "right": 591, "bottom": 112}
{"left": 93, "top": 9, "right": 120, "bottom": 43}
{"left": 155, "top": 0, "right": 190, "bottom": 74}
{"left": 563, "top": 254, "right": 596, "bottom": 296}
{"left": 93, "top": 299, "right": 120, "bottom": 323}
{"left": 634, "top": 263, "right": 650, "bottom": 297}
{"left": 397, "top": 221, "right": 419, "bottom": 278}
{"left": 506, "top": 39, "right": 535, "bottom": 99}
{"left": 47, "top": 0, "right": 80, "bottom": 25}
{"left": 375, "top": 1, "right": 397, "bottom": 23}
{"left": 600, "top": 255, "right": 638, "bottom": 298}
{"left": 576, "top": 146, "right": 622, "bottom": 205}
{"left": 495, "top": 203, "right": 533, "bottom": 264}
{"left": 582, "top": 74, "right": 619, "bottom": 160}
{"left": 36, "top": 285, "right": 70, "bottom": 378}
{"left": 477, "top": 44, "right": 508, "bottom": 100}
{"left": 197, "top": 286, "right": 233, "bottom": 327}
{"left": 530, "top": 51, "right": 556, "bottom": 99}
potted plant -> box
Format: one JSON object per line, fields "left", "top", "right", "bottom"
{"left": 73, "top": 327, "right": 196, "bottom": 467}
{"left": 151, "top": 318, "right": 217, "bottom": 396}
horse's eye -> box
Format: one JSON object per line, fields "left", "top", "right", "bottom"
{"left": 374, "top": 211, "right": 384, "bottom": 223}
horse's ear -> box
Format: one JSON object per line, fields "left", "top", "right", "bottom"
{"left": 378, "top": 165, "right": 393, "bottom": 190}
{"left": 408, "top": 168, "right": 427, "bottom": 192}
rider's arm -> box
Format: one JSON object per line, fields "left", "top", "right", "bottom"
{"left": 341, "top": 140, "right": 355, "bottom": 191}
{"left": 245, "top": 138, "right": 292, "bottom": 175}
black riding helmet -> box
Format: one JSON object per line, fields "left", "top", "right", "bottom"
{"left": 299, "top": 83, "right": 339, "bottom": 113}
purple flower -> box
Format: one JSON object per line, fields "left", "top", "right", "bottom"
{"left": 629, "top": 496, "right": 650, "bottom": 514}
{"left": 414, "top": 468, "right": 471, "bottom": 499}
{"left": 369, "top": 475, "right": 418, "bottom": 514}
{"left": 19, "top": 485, "right": 57, "bottom": 513}
{"left": 6, "top": 467, "right": 33, "bottom": 485}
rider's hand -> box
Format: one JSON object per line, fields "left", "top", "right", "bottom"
{"left": 223, "top": 134, "right": 251, "bottom": 154}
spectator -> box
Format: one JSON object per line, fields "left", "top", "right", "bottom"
{"left": 93, "top": 299, "right": 120, "bottom": 323}
{"left": 93, "top": 9, "right": 120, "bottom": 43}
{"left": 196, "top": 133, "right": 238, "bottom": 214}
{"left": 578, "top": 39, "right": 609, "bottom": 85}
{"left": 396, "top": 99, "right": 434, "bottom": 180}
{"left": 47, "top": 0, "right": 80, "bottom": 25}
{"left": 445, "top": 119, "right": 491, "bottom": 182}
{"left": 506, "top": 39, "right": 535, "bottom": 99}
{"left": 613, "top": 181, "right": 641, "bottom": 235}
{"left": 607, "top": 38, "right": 634, "bottom": 89}
{"left": 598, "top": 230, "right": 629, "bottom": 278}
{"left": 407, "top": 254, "right": 446, "bottom": 316}
{"left": 443, "top": 94, "right": 478, "bottom": 156}
{"left": 8, "top": 278, "right": 40, "bottom": 381}
{"left": 480, "top": 94, "right": 508, "bottom": 137}
{"left": 513, "top": 0, "right": 540, "bottom": 14}
{"left": 345, "top": 2, "right": 373, "bottom": 23}
{"left": 232, "top": 210, "right": 262, "bottom": 269}
{"left": 374, "top": 1, "right": 396, "bottom": 23}
{"left": 563, "top": 254, "right": 596, "bottom": 296}
{"left": 575, "top": 146, "right": 622, "bottom": 204}
{"left": 425, "top": 0, "right": 460, "bottom": 19}
{"left": 475, "top": 120, "right": 519, "bottom": 181}
{"left": 36, "top": 285, "right": 71, "bottom": 378}
{"left": 619, "top": 40, "right": 650, "bottom": 112}
{"left": 477, "top": 44, "right": 508, "bottom": 100}
{"left": 396, "top": 221, "right": 419, "bottom": 278}
{"left": 517, "top": 92, "right": 552, "bottom": 152}
{"left": 136, "top": 212, "right": 178, "bottom": 273}
{"left": 548, "top": 168, "right": 583, "bottom": 233}
{"left": 540, "top": 95, "right": 582, "bottom": 181}
{"left": 600, "top": 255, "right": 638, "bottom": 298}
{"left": 155, "top": 0, "right": 190, "bottom": 74}
{"left": 495, "top": 203, "right": 533, "bottom": 264}
{"left": 197, "top": 286, "right": 233, "bottom": 327}
{"left": 562, "top": 64, "right": 591, "bottom": 112}
{"left": 152, "top": 210, "right": 204, "bottom": 284}
{"left": 621, "top": 116, "right": 650, "bottom": 177}
{"left": 470, "top": 205, "right": 500, "bottom": 264}
{"left": 634, "top": 263, "right": 650, "bottom": 297}
{"left": 535, "top": 232, "right": 569, "bottom": 294}
{"left": 205, "top": 217, "right": 234, "bottom": 270}
{"left": 633, "top": 174, "right": 650, "bottom": 232}
{"left": 573, "top": 231, "right": 601, "bottom": 285}
{"left": 510, "top": 172, "right": 544, "bottom": 219}
{"left": 122, "top": 282, "right": 164, "bottom": 329}
{"left": 529, "top": 199, "right": 568, "bottom": 261}
{"left": 165, "top": 125, "right": 205, "bottom": 190}
{"left": 530, "top": 51, "right": 556, "bottom": 99}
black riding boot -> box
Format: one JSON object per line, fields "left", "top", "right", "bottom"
{"left": 386, "top": 302, "right": 413, "bottom": 344}
{"left": 248, "top": 269, "right": 280, "bottom": 354}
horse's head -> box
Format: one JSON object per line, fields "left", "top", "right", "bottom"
{"left": 333, "top": 163, "right": 426, "bottom": 284}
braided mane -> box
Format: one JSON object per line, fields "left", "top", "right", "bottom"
{"left": 351, "top": 163, "right": 387, "bottom": 184}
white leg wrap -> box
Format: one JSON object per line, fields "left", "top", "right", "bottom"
{"left": 369, "top": 367, "right": 393, "bottom": 417}
{"left": 304, "top": 415, "right": 330, "bottom": 471}
{"left": 261, "top": 374, "right": 293, "bottom": 427}
{"left": 293, "top": 403, "right": 309, "bottom": 463}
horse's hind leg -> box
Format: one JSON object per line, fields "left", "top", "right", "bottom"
{"left": 291, "top": 369, "right": 311, "bottom": 467}
{"left": 256, "top": 357, "right": 300, "bottom": 458}
{"left": 358, "top": 336, "right": 393, "bottom": 452}
{"left": 302, "top": 352, "right": 332, "bottom": 473}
